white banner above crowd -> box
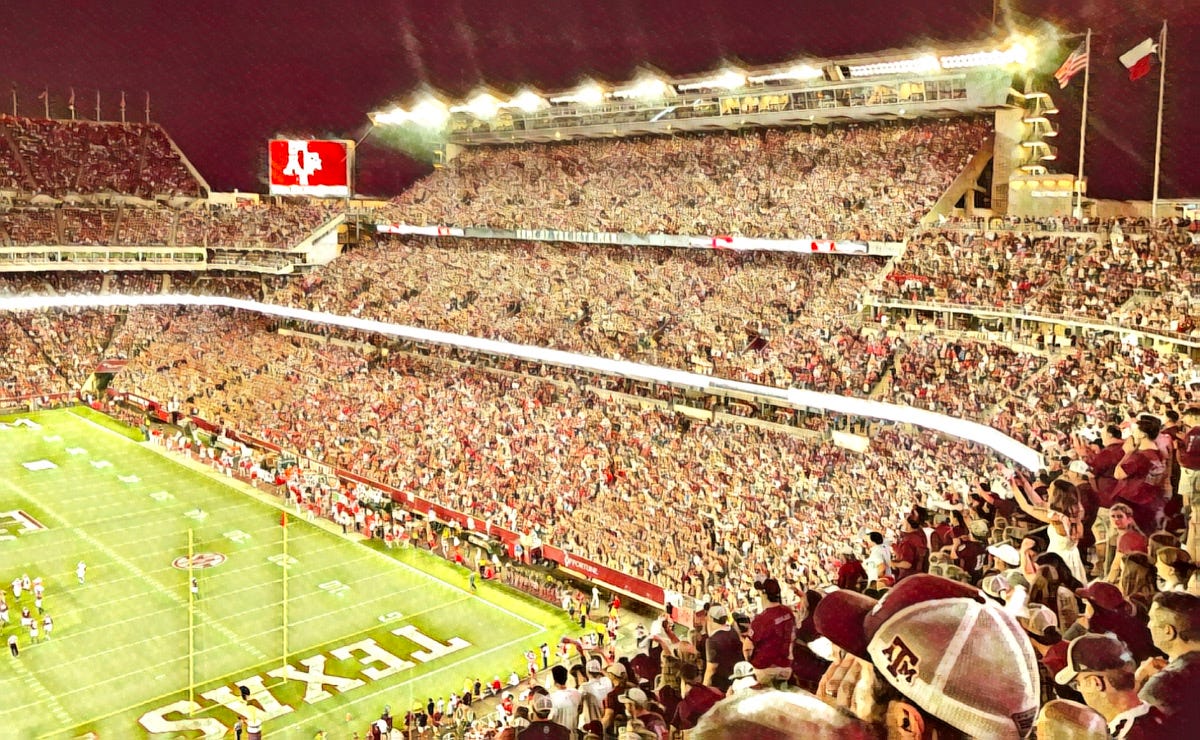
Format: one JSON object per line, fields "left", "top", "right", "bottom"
{"left": 375, "top": 222, "right": 906, "bottom": 257}
{"left": 0, "top": 293, "right": 1041, "bottom": 470}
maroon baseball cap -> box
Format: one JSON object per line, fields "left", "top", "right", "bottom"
{"left": 1075, "top": 580, "right": 1133, "bottom": 614}
{"left": 756, "top": 577, "right": 782, "bottom": 598}
{"left": 1042, "top": 640, "right": 1070, "bottom": 677}
{"left": 814, "top": 574, "right": 984, "bottom": 659}
{"left": 1054, "top": 633, "right": 1134, "bottom": 685}
{"left": 1117, "top": 531, "right": 1149, "bottom": 555}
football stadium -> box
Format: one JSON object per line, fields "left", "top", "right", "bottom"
{"left": 2, "top": 1, "right": 1200, "bottom": 738}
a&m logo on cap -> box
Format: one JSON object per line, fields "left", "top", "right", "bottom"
{"left": 881, "top": 635, "right": 921, "bottom": 684}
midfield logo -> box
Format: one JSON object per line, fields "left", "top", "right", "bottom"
{"left": 0, "top": 510, "right": 48, "bottom": 542}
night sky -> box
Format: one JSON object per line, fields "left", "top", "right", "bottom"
{"left": 3, "top": 0, "right": 1197, "bottom": 200}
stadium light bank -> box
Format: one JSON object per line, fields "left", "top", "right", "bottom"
{"left": 0, "top": 292, "right": 1042, "bottom": 472}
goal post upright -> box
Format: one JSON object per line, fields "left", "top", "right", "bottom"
{"left": 188, "top": 527, "right": 195, "bottom": 715}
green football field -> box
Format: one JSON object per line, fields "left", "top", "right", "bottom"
{"left": 0, "top": 408, "right": 580, "bottom": 738}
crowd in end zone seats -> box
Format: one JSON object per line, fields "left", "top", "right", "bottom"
{"left": 0, "top": 115, "right": 202, "bottom": 197}
{"left": 880, "top": 222, "right": 1200, "bottom": 339}
{"left": 0, "top": 202, "right": 339, "bottom": 250}
{"left": 383, "top": 117, "right": 990, "bottom": 240}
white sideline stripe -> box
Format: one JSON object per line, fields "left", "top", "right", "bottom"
{"left": 31, "top": 592, "right": 478, "bottom": 708}
{"left": 0, "top": 477, "right": 269, "bottom": 664}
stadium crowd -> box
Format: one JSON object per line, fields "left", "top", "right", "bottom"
{"left": 0, "top": 115, "right": 202, "bottom": 198}
{"left": 383, "top": 118, "right": 989, "bottom": 240}
{"left": 0, "top": 202, "right": 339, "bottom": 250}
{"left": 880, "top": 224, "right": 1200, "bottom": 339}
{"left": 3, "top": 107, "right": 1200, "bottom": 736}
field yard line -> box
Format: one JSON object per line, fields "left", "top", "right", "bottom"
{"left": 44, "top": 593, "right": 480, "bottom": 724}
{"left": 366, "top": 541, "right": 544, "bottom": 631}
{"left": 35, "top": 556, "right": 417, "bottom": 657}
{"left": 3, "top": 511, "right": 334, "bottom": 595}
{"left": 135, "top": 439, "right": 546, "bottom": 633}
{"left": 12, "top": 576, "right": 434, "bottom": 692}
{"left": 6, "top": 497, "right": 268, "bottom": 552}
{"left": 71, "top": 494, "right": 261, "bottom": 527}
{"left": 0, "top": 477, "right": 269, "bottom": 664}
{"left": 1, "top": 647, "right": 74, "bottom": 726}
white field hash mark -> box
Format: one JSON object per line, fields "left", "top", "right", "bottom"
{"left": 22, "top": 460, "right": 57, "bottom": 471}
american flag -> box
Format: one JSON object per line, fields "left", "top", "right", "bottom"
{"left": 1054, "top": 42, "right": 1089, "bottom": 88}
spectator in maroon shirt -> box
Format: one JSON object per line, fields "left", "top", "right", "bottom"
{"left": 671, "top": 662, "right": 724, "bottom": 731}
{"left": 835, "top": 549, "right": 867, "bottom": 592}
{"left": 891, "top": 509, "right": 930, "bottom": 581}
{"left": 1176, "top": 408, "right": 1200, "bottom": 515}
{"left": 742, "top": 578, "right": 796, "bottom": 685}
{"left": 1084, "top": 425, "right": 1127, "bottom": 506}
{"left": 1113, "top": 416, "right": 1170, "bottom": 534}
{"left": 1072, "top": 580, "right": 1161, "bottom": 663}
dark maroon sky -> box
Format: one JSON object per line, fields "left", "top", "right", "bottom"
{"left": 3, "top": 1, "right": 1196, "bottom": 200}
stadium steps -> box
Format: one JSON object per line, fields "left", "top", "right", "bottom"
{"left": 1116, "top": 288, "right": 1159, "bottom": 316}
{"left": 153, "top": 122, "right": 211, "bottom": 196}
{"left": 869, "top": 367, "right": 895, "bottom": 400}
{"left": 100, "top": 308, "right": 130, "bottom": 356}
{"left": 13, "top": 317, "right": 70, "bottom": 382}
{"left": 0, "top": 120, "right": 38, "bottom": 191}
{"left": 921, "top": 132, "right": 994, "bottom": 224}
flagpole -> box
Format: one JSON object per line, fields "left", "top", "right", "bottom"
{"left": 1074, "top": 29, "right": 1091, "bottom": 218}
{"left": 1151, "top": 20, "right": 1167, "bottom": 219}
{"left": 42, "top": 87, "right": 49, "bottom": 119}
{"left": 282, "top": 511, "right": 288, "bottom": 680}
{"left": 96, "top": 89, "right": 101, "bottom": 122}
{"left": 9, "top": 85, "right": 15, "bottom": 117}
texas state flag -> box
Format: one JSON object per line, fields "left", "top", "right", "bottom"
{"left": 1119, "top": 38, "right": 1158, "bottom": 81}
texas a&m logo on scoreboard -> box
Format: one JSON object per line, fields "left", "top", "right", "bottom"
{"left": 268, "top": 139, "right": 354, "bottom": 197}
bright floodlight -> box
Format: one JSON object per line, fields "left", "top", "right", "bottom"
{"left": 548, "top": 81, "right": 606, "bottom": 105}
{"left": 371, "top": 106, "right": 410, "bottom": 125}
{"left": 848, "top": 55, "right": 941, "bottom": 77}
{"left": 712, "top": 70, "right": 746, "bottom": 89}
{"left": 577, "top": 83, "right": 605, "bottom": 105}
{"left": 612, "top": 78, "right": 672, "bottom": 101}
{"left": 677, "top": 69, "right": 746, "bottom": 92}
{"left": 409, "top": 98, "right": 449, "bottom": 127}
{"left": 748, "top": 64, "right": 823, "bottom": 84}
{"left": 462, "top": 93, "right": 502, "bottom": 119}
{"left": 507, "top": 90, "right": 546, "bottom": 112}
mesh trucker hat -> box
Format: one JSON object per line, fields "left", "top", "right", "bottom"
{"left": 814, "top": 575, "right": 1040, "bottom": 739}
{"left": 867, "top": 596, "right": 1041, "bottom": 739}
